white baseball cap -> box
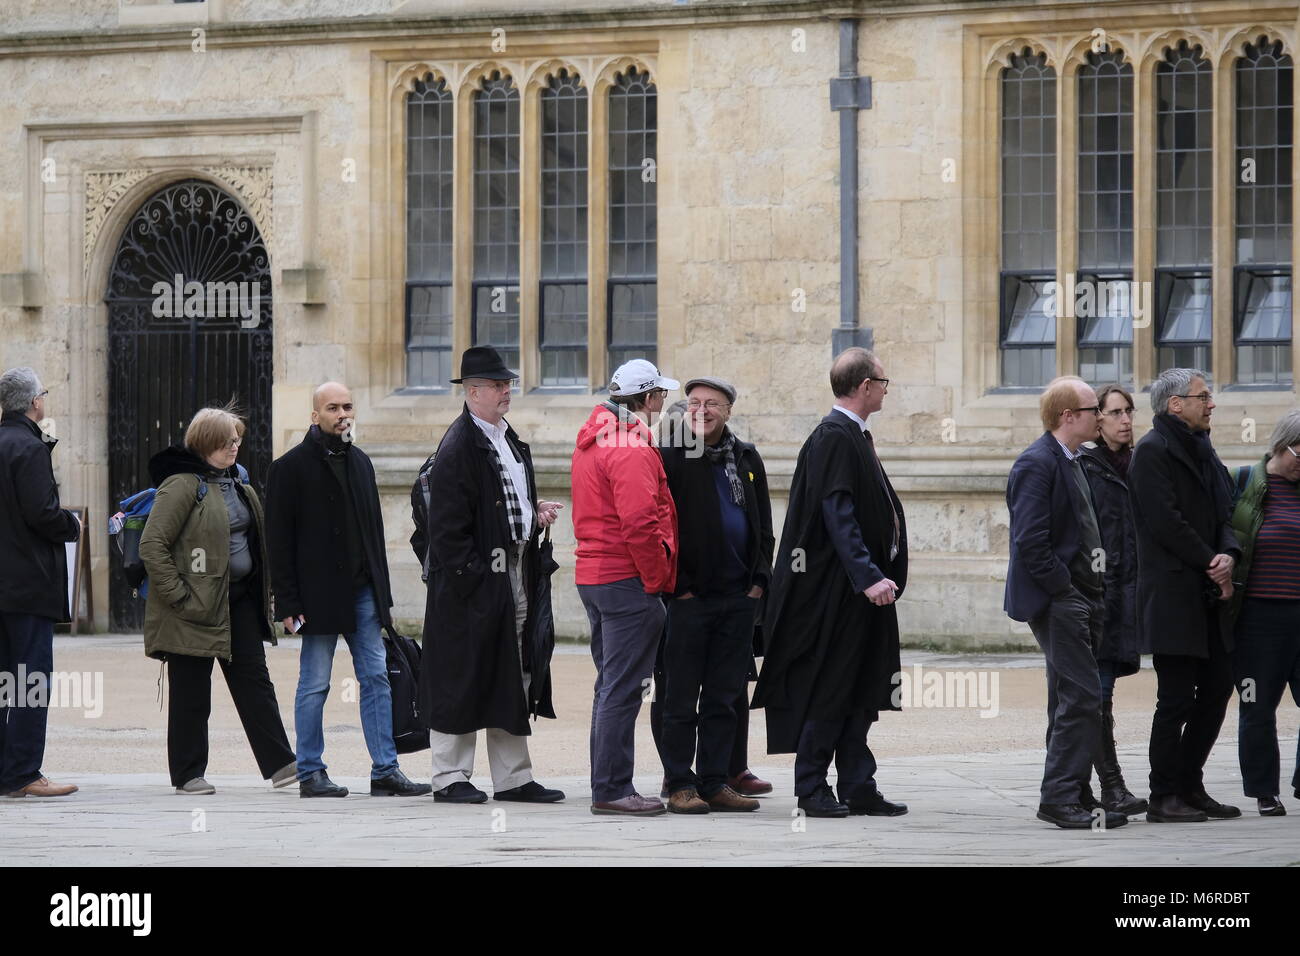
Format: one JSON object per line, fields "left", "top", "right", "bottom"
{"left": 609, "top": 358, "right": 680, "bottom": 396}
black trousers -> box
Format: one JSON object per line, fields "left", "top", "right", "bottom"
{"left": 652, "top": 636, "right": 752, "bottom": 779}
{"left": 793, "top": 709, "right": 877, "bottom": 799}
{"left": 1029, "top": 587, "right": 1104, "bottom": 804}
{"left": 1149, "top": 621, "right": 1234, "bottom": 799}
{"left": 661, "top": 593, "right": 756, "bottom": 797}
{"left": 1231, "top": 598, "right": 1300, "bottom": 798}
{"left": 166, "top": 584, "right": 295, "bottom": 787}
{"left": 0, "top": 612, "right": 56, "bottom": 794}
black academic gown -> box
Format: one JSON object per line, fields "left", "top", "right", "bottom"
{"left": 751, "top": 411, "right": 908, "bottom": 754}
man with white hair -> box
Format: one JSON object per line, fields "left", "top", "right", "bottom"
{"left": 1131, "top": 368, "right": 1242, "bottom": 823}
{"left": 0, "top": 367, "right": 81, "bottom": 798}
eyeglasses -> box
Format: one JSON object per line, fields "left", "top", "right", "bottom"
{"left": 1103, "top": 407, "right": 1135, "bottom": 419}
{"left": 1071, "top": 405, "right": 1102, "bottom": 416}
{"left": 469, "top": 379, "right": 518, "bottom": 392}
{"left": 647, "top": 388, "right": 668, "bottom": 399}
{"left": 1287, "top": 446, "right": 1300, "bottom": 461}
{"left": 868, "top": 378, "right": 890, "bottom": 390}
{"left": 686, "top": 399, "right": 731, "bottom": 411}
{"left": 33, "top": 390, "right": 48, "bottom": 401}
{"left": 1176, "top": 392, "right": 1214, "bottom": 403}
{"left": 225, "top": 436, "right": 243, "bottom": 450}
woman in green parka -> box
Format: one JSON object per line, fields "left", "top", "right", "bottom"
{"left": 139, "top": 405, "right": 296, "bottom": 796}
{"left": 1224, "top": 409, "right": 1300, "bottom": 817}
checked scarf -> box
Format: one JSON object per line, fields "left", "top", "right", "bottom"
{"left": 702, "top": 428, "right": 745, "bottom": 507}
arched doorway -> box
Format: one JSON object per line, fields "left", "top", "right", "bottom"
{"left": 105, "top": 179, "right": 272, "bottom": 630}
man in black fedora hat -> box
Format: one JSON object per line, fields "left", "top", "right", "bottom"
{"left": 416, "top": 347, "right": 567, "bottom": 803}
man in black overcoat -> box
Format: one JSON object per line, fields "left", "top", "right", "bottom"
{"left": 0, "top": 366, "right": 81, "bottom": 798}
{"left": 751, "top": 348, "right": 909, "bottom": 819}
{"left": 417, "top": 347, "right": 565, "bottom": 804}
{"left": 1130, "top": 368, "right": 1242, "bottom": 823}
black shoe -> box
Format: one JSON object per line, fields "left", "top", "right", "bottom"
{"left": 1181, "top": 790, "right": 1241, "bottom": 819}
{"left": 299, "top": 770, "right": 348, "bottom": 798}
{"left": 1079, "top": 788, "right": 1103, "bottom": 812}
{"left": 1258, "top": 796, "right": 1286, "bottom": 817}
{"left": 370, "top": 769, "right": 433, "bottom": 797}
{"left": 1146, "top": 794, "right": 1208, "bottom": 823}
{"left": 1094, "top": 699, "right": 1147, "bottom": 815}
{"left": 494, "top": 780, "right": 565, "bottom": 803}
{"left": 797, "top": 784, "right": 849, "bottom": 818}
{"left": 1101, "top": 787, "right": 1149, "bottom": 816}
{"left": 1036, "top": 802, "right": 1126, "bottom": 829}
{"left": 433, "top": 781, "right": 488, "bottom": 804}
{"left": 839, "top": 786, "right": 908, "bottom": 816}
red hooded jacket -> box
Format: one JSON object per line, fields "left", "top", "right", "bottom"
{"left": 571, "top": 403, "right": 678, "bottom": 593}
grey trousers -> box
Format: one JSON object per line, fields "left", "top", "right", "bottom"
{"left": 578, "top": 576, "right": 666, "bottom": 802}
{"left": 429, "top": 541, "right": 534, "bottom": 792}
{"left": 1029, "top": 587, "right": 1104, "bottom": 805}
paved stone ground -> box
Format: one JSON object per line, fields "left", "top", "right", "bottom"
{"left": 2, "top": 752, "right": 1295, "bottom": 867}
{"left": 2, "top": 636, "right": 1297, "bottom": 865}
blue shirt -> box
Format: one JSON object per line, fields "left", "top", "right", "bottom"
{"left": 713, "top": 461, "right": 750, "bottom": 594}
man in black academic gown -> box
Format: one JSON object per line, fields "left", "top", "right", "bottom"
{"left": 751, "top": 347, "right": 908, "bottom": 819}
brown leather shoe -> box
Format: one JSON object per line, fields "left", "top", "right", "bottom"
{"left": 590, "top": 794, "right": 666, "bottom": 816}
{"left": 728, "top": 769, "right": 773, "bottom": 797}
{"left": 667, "top": 787, "right": 711, "bottom": 814}
{"left": 706, "top": 785, "right": 760, "bottom": 812}
{"left": 6, "top": 776, "right": 78, "bottom": 798}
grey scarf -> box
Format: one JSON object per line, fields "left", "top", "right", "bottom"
{"left": 702, "top": 429, "right": 745, "bottom": 507}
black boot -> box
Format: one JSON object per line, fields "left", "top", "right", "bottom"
{"left": 1096, "top": 698, "right": 1147, "bottom": 815}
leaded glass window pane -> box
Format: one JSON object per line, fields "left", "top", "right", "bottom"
{"left": 608, "top": 68, "right": 658, "bottom": 373}
{"left": 473, "top": 73, "right": 521, "bottom": 373}
{"left": 1000, "top": 50, "right": 1056, "bottom": 386}
{"left": 1235, "top": 37, "right": 1293, "bottom": 384}
{"left": 1077, "top": 51, "right": 1134, "bottom": 384}
{"left": 541, "top": 70, "right": 589, "bottom": 386}
{"left": 1156, "top": 42, "right": 1213, "bottom": 376}
{"left": 405, "top": 75, "right": 454, "bottom": 387}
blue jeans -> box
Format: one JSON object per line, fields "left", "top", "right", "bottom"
{"left": 293, "top": 586, "right": 398, "bottom": 779}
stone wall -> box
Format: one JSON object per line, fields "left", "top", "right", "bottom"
{"left": 2, "top": 0, "right": 1294, "bottom": 647}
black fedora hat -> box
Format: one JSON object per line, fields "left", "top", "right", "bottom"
{"left": 450, "top": 346, "right": 518, "bottom": 384}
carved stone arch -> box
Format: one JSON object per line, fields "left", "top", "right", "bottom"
{"left": 1138, "top": 29, "right": 1216, "bottom": 73}
{"left": 1061, "top": 32, "right": 1135, "bottom": 74}
{"left": 1219, "top": 25, "right": 1295, "bottom": 64}
{"left": 393, "top": 62, "right": 453, "bottom": 101}
{"left": 983, "top": 38, "right": 1059, "bottom": 81}
{"left": 525, "top": 57, "right": 587, "bottom": 92}
{"left": 460, "top": 59, "right": 522, "bottom": 97}
{"left": 592, "top": 55, "right": 655, "bottom": 94}
{"left": 85, "top": 166, "right": 272, "bottom": 299}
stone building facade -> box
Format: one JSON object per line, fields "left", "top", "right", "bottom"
{"left": 1, "top": 0, "right": 1295, "bottom": 645}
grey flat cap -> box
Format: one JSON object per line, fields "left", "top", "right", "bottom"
{"left": 684, "top": 376, "right": 737, "bottom": 404}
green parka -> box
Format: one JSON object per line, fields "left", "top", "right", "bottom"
{"left": 1224, "top": 453, "right": 1270, "bottom": 631}
{"left": 138, "top": 446, "right": 274, "bottom": 661}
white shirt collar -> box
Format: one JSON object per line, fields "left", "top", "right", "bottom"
{"left": 832, "top": 404, "right": 869, "bottom": 432}
{"left": 1055, "top": 438, "right": 1080, "bottom": 461}
{"left": 470, "top": 411, "right": 509, "bottom": 440}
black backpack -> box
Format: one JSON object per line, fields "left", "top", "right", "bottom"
{"left": 409, "top": 453, "right": 437, "bottom": 582}
{"left": 382, "top": 624, "right": 429, "bottom": 754}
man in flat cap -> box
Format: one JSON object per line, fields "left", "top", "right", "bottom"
{"left": 657, "top": 377, "right": 774, "bottom": 814}
{"left": 416, "top": 347, "right": 566, "bottom": 804}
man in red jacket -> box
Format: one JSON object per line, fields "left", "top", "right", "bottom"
{"left": 573, "top": 359, "right": 679, "bottom": 816}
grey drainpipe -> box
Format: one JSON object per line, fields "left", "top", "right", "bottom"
{"left": 829, "top": 18, "right": 873, "bottom": 355}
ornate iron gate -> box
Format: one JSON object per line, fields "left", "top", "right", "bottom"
{"left": 106, "top": 179, "right": 272, "bottom": 631}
